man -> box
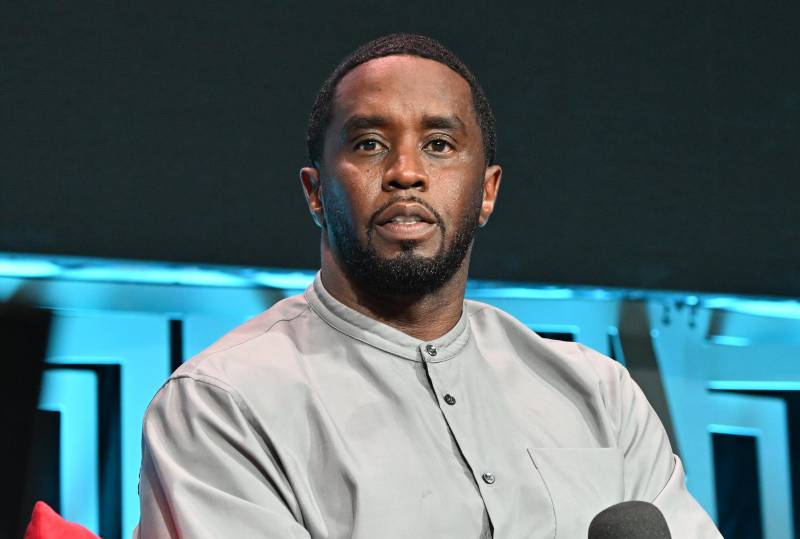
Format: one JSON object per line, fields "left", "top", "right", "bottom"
{"left": 138, "top": 34, "right": 721, "bottom": 538}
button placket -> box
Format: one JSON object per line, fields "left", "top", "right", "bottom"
{"left": 417, "top": 332, "right": 502, "bottom": 529}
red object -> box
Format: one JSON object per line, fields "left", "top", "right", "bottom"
{"left": 23, "top": 501, "right": 101, "bottom": 539}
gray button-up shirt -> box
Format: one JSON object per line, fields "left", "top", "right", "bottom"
{"left": 137, "top": 274, "right": 721, "bottom": 538}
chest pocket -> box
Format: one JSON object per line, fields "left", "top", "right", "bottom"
{"left": 527, "top": 448, "right": 624, "bottom": 539}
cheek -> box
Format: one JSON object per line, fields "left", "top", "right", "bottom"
{"left": 438, "top": 175, "right": 484, "bottom": 223}
{"left": 338, "top": 160, "right": 382, "bottom": 192}
{"left": 324, "top": 165, "right": 382, "bottom": 225}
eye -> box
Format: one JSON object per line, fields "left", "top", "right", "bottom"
{"left": 424, "top": 138, "right": 454, "bottom": 153}
{"left": 354, "top": 138, "right": 385, "bottom": 153}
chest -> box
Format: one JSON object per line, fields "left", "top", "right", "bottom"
{"left": 270, "top": 352, "right": 623, "bottom": 538}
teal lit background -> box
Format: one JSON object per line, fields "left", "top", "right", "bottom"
{"left": 3, "top": 252, "right": 799, "bottom": 539}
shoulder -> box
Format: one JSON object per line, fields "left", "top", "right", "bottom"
{"left": 465, "top": 299, "right": 655, "bottom": 439}
{"left": 166, "top": 291, "right": 323, "bottom": 394}
{"left": 464, "top": 298, "right": 626, "bottom": 387}
{"left": 143, "top": 291, "right": 338, "bottom": 440}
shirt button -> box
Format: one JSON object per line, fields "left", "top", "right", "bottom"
{"left": 425, "top": 344, "right": 438, "bottom": 356}
{"left": 482, "top": 472, "right": 495, "bottom": 485}
{"left": 444, "top": 394, "right": 456, "bottom": 405}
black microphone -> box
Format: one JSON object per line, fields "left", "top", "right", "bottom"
{"left": 588, "top": 501, "right": 671, "bottom": 538}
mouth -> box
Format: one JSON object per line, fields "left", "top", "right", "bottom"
{"left": 373, "top": 201, "right": 439, "bottom": 243}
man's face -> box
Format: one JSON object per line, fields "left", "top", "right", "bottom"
{"left": 302, "top": 55, "right": 501, "bottom": 297}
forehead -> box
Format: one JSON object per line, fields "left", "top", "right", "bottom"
{"left": 331, "top": 55, "right": 474, "bottom": 124}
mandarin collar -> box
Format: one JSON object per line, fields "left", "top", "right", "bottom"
{"left": 304, "top": 272, "right": 471, "bottom": 363}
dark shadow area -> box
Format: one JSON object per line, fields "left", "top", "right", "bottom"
{"left": 0, "top": 304, "right": 51, "bottom": 539}
{"left": 4, "top": 2, "right": 799, "bottom": 296}
{"left": 712, "top": 389, "right": 800, "bottom": 539}
{"left": 713, "top": 432, "right": 763, "bottom": 538}
{"left": 536, "top": 331, "right": 575, "bottom": 342}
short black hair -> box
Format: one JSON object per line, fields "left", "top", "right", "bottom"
{"left": 306, "top": 33, "right": 496, "bottom": 167}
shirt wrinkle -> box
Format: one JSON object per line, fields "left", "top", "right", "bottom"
{"left": 577, "top": 343, "right": 617, "bottom": 442}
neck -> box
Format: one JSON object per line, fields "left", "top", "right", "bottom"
{"left": 319, "top": 247, "right": 469, "bottom": 342}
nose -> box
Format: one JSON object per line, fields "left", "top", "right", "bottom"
{"left": 382, "top": 142, "right": 429, "bottom": 192}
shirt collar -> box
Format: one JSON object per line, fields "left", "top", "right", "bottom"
{"left": 304, "top": 272, "right": 471, "bottom": 363}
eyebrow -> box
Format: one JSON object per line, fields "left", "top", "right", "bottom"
{"left": 340, "top": 115, "right": 390, "bottom": 138}
{"left": 421, "top": 114, "right": 466, "bottom": 132}
{"left": 339, "top": 113, "right": 467, "bottom": 139}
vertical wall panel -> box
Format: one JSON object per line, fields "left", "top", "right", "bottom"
{"left": 652, "top": 306, "right": 797, "bottom": 538}
{"left": 39, "top": 369, "right": 99, "bottom": 533}
{"left": 45, "top": 311, "right": 171, "bottom": 539}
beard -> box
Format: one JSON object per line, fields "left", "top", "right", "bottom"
{"left": 325, "top": 190, "right": 482, "bottom": 298}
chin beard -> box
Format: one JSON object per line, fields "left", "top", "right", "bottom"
{"left": 327, "top": 198, "right": 481, "bottom": 298}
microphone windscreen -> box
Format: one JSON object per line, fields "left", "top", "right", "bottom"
{"left": 587, "top": 500, "right": 671, "bottom": 538}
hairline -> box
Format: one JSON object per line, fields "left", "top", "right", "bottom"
{"left": 315, "top": 52, "right": 491, "bottom": 169}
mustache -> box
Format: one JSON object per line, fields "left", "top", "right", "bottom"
{"left": 368, "top": 196, "right": 445, "bottom": 231}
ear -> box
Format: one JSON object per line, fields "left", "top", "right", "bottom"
{"left": 478, "top": 164, "right": 502, "bottom": 227}
{"left": 300, "top": 166, "right": 325, "bottom": 228}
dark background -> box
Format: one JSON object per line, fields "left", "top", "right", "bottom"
{"left": 3, "top": 2, "right": 799, "bottom": 296}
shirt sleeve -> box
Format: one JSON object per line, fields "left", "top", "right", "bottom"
{"left": 137, "top": 375, "right": 311, "bottom": 539}
{"left": 593, "top": 348, "right": 723, "bottom": 538}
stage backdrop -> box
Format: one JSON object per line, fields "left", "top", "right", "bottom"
{"left": 4, "top": 2, "right": 799, "bottom": 296}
